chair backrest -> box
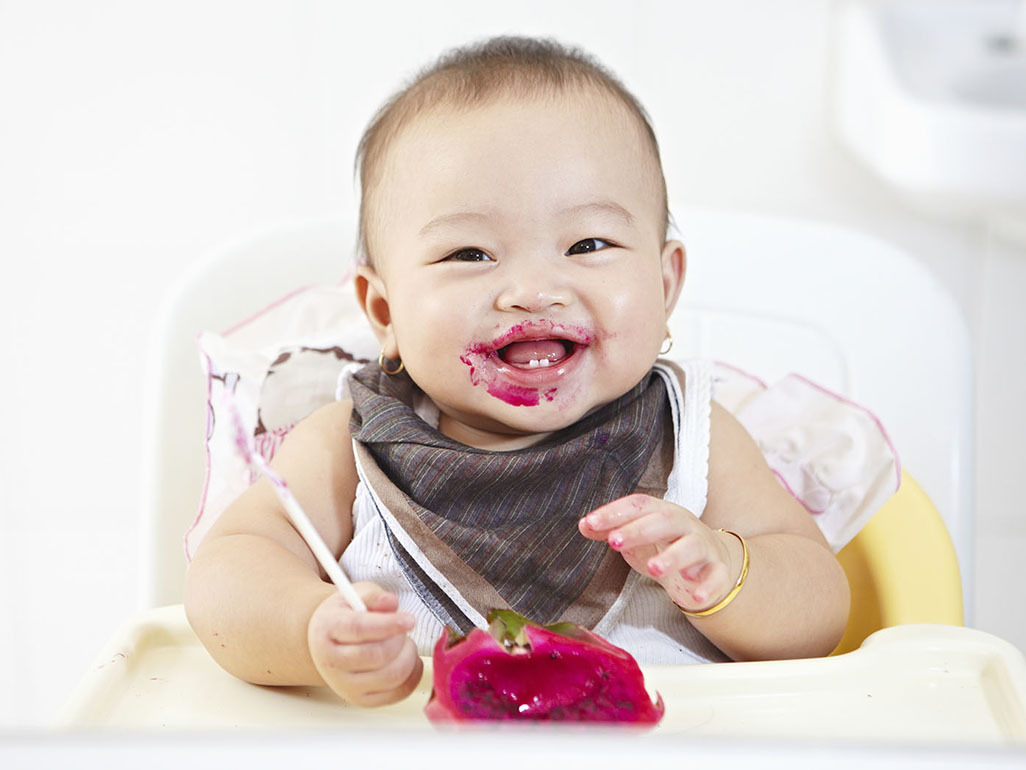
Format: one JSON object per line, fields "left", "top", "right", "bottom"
{"left": 141, "top": 220, "right": 357, "bottom": 609}
{"left": 141, "top": 209, "right": 974, "bottom": 621}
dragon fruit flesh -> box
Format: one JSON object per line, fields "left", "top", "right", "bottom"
{"left": 425, "top": 609, "right": 664, "bottom": 724}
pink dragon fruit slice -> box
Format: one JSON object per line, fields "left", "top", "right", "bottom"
{"left": 425, "top": 609, "right": 664, "bottom": 724}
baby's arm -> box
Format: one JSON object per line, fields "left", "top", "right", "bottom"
{"left": 579, "top": 402, "right": 849, "bottom": 661}
{"left": 184, "top": 400, "right": 422, "bottom": 705}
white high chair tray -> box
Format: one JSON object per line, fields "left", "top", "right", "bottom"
{"left": 59, "top": 606, "right": 1026, "bottom": 744}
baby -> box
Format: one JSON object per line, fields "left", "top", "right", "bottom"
{"left": 185, "top": 36, "right": 849, "bottom": 708}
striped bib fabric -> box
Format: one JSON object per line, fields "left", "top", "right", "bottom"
{"left": 347, "top": 363, "right": 669, "bottom": 632}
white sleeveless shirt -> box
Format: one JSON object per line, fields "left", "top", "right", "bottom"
{"left": 340, "top": 360, "right": 729, "bottom": 665}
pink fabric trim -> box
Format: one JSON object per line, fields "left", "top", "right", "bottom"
{"left": 184, "top": 344, "right": 216, "bottom": 562}
{"left": 219, "top": 284, "right": 315, "bottom": 337}
{"left": 771, "top": 470, "right": 827, "bottom": 515}
{"left": 787, "top": 372, "right": 903, "bottom": 491}
{"left": 248, "top": 425, "right": 294, "bottom": 484}
{"left": 219, "top": 273, "right": 354, "bottom": 337}
{"left": 713, "top": 359, "right": 769, "bottom": 390}
{"left": 188, "top": 275, "right": 354, "bottom": 562}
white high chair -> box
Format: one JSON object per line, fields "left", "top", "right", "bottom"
{"left": 139, "top": 208, "right": 974, "bottom": 630}
{"left": 61, "top": 208, "right": 1026, "bottom": 742}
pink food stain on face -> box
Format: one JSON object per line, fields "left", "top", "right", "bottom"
{"left": 486, "top": 381, "right": 539, "bottom": 407}
{"left": 461, "top": 346, "right": 544, "bottom": 406}
{"left": 492, "top": 320, "right": 596, "bottom": 348}
{"left": 459, "top": 320, "right": 595, "bottom": 407}
{"left": 459, "top": 354, "right": 481, "bottom": 385}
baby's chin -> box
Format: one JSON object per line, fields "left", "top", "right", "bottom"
{"left": 436, "top": 400, "right": 589, "bottom": 451}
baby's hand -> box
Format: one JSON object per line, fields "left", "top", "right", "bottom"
{"left": 579, "top": 494, "right": 739, "bottom": 614}
{"left": 307, "top": 582, "right": 423, "bottom": 707}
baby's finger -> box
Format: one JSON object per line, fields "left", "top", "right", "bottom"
{"left": 318, "top": 583, "right": 399, "bottom": 616}
{"left": 579, "top": 494, "right": 661, "bottom": 536}
{"left": 310, "top": 599, "right": 415, "bottom": 645}
{"left": 330, "top": 610, "right": 416, "bottom": 644}
{"left": 344, "top": 638, "right": 423, "bottom": 704}
{"left": 601, "top": 507, "right": 697, "bottom": 553}
{"left": 661, "top": 556, "right": 732, "bottom": 608}
{"left": 686, "top": 560, "right": 732, "bottom": 607}
{"left": 578, "top": 514, "right": 608, "bottom": 541}
{"left": 326, "top": 629, "right": 411, "bottom": 674}
{"left": 353, "top": 581, "right": 400, "bottom": 613}
{"left": 644, "top": 531, "right": 710, "bottom": 579}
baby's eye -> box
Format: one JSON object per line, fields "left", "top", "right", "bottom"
{"left": 565, "top": 238, "right": 614, "bottom": 256}
{"left": 442, "top": 247, "right": 493, "bottom": 263}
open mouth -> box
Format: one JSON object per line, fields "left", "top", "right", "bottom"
{"left": 460, "top": 321, "right": 594, "bottom": 406}
{"left": 497, "top": 339, "right": 576, "bottom": 370}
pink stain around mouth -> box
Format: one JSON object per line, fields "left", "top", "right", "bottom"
{"left": 459, "top": 354, "right": 480, "bottom": 385}
{"left": 486, "top": 381, "right": 540, "bottom": 406}
{"left": 490, "top": 320, "right": 595, "bottom": 350}
{"left": 460, "top": 321, "right": 594, "bottom": 407}
{"left": 463, "top": 351, "right": 542, "bottom": 405}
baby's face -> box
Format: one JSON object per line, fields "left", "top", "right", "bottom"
{"left": 359, "top": 89, "right": 683, "bottom": 449}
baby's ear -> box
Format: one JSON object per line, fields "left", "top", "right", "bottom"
{"left": 660, "top": 239, "right": 686, "bottom": 315}
{"left": 354, "top": 265, "right": 398, "bottom": 357}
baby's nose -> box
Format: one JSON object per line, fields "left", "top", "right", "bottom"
{"left": 494, "top": 275, "right": 571, "bottom": 313}
{"left": 497, "top": 290, "right": 568, "bottom": 313}
{"left": 493, "top": 251, "right": 573, "bottom": 313}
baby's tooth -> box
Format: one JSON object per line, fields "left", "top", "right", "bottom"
{"left": 539, "top": 359, "right": 550, "bottom": 367}
{"left": 528, "top": 359, "right": 539, "bottom": 368}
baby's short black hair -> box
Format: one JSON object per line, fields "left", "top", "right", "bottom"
{"left": 355, "top": 36, "right": 669, "bottom": 266}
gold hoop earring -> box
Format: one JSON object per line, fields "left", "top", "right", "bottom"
{"left": 659, "top": 327, "right": 674, "bottom": 356}
{"left": 378, "top": 352, "right": 405, "bottom": 376}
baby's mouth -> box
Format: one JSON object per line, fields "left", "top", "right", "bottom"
{"left": 460, "top": 322, "right": 593, "bottom": 405}
{"left": 497, "top": 339, "right": 575, "bottom": 370}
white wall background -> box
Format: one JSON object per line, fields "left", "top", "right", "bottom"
{"left": 1, "top": 0, "right": 1024, "bottom": 727}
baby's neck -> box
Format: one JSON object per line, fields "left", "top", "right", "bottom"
{"left": 437, "top": 411, "right": 553, "bottom": 452}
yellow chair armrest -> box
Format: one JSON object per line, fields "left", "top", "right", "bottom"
{"left": 832, "top": 471, "right": 963, "bottom": 655}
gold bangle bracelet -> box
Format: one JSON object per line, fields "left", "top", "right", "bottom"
{"left": 678, "top": 529, "right": 750, "bottom": 618}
